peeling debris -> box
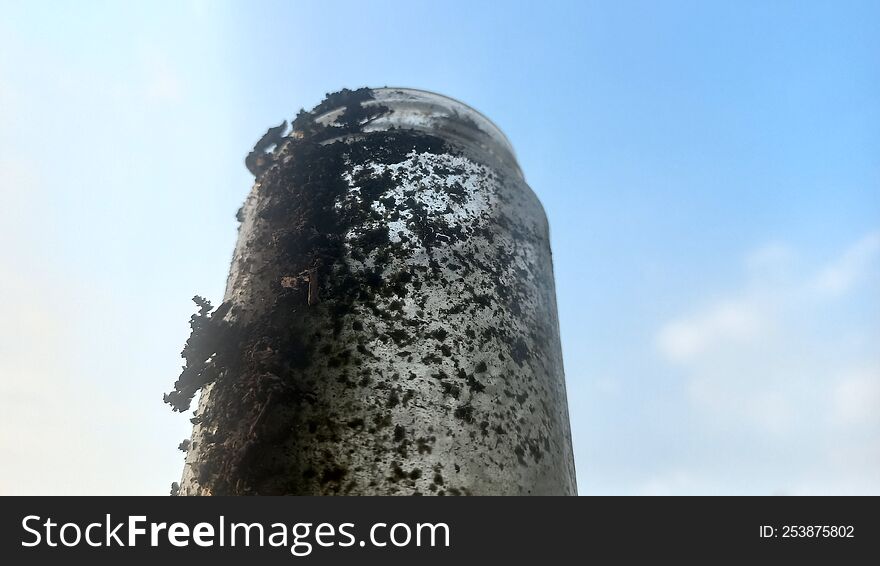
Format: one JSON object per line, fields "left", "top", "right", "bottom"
{"left": 245, "top": 121, "right": 288, "bottom": 176}
{"left": 163, "top": 296, "right": 235, "bottom": 413}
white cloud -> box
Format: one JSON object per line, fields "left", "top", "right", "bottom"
{"left": 832, "top": 366, "right": 880, "bottom": 427}
{"left": 658, "top": 231, "right": 879, "bottom": 373}
{"left": 652, "top": 231, "right": 880, "bottom": 492}
{"left": 811, "top": 232, "right": 880, "bottom": 297}
{"left": 656, "top": 299, "right": 764, "bottom": 363}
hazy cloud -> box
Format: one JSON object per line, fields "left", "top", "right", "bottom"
{"left": 651, "top": 231, "right": 880, "bottom": 493}
{"left": 656, "top": 299, "right": 764, "bottom": 364}
{"left": 811, "top": 232, "right": 880, "bottom": 297}
{"left": 832, "top": 365, "right": 880, "bottom": 427}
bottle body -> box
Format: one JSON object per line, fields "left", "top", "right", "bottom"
{"left": 176, "top": 88, "right": 576, "bottom": 495}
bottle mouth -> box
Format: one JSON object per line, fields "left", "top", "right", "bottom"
{"left": 311, "top": 87, "right": 523, "bottom": 179}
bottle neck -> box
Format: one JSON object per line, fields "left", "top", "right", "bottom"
{"left": 311, "top": 88, "right": 523, "bottom": 180}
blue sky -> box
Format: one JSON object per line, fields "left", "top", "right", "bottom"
{"left": 1, "top": 0, "right": 878, "bottom": 494}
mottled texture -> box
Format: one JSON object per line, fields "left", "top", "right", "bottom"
{"left": 171, "top": 88, "right": 576, "bottom": 495}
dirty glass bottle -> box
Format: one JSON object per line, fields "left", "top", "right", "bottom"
{"left": 169, "top": 88, "right": 576, "bottom": 495}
